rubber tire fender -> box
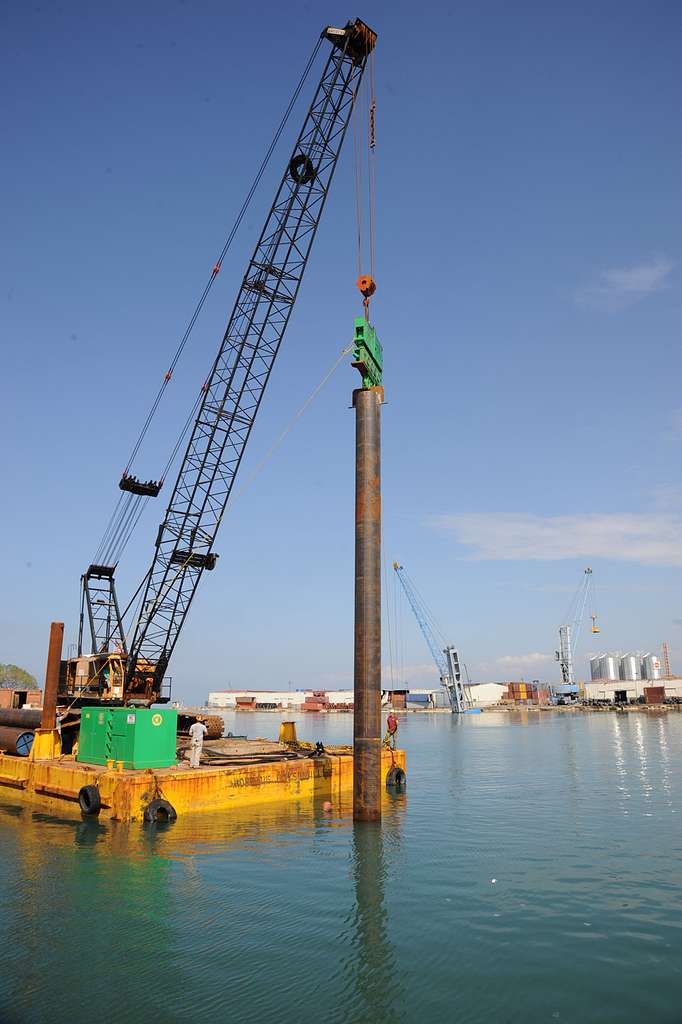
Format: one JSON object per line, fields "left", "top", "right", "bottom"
{"left": 78, "top": 784, "right": 102, "bottom": 816}
{"left": 143, "top": 798, "right": 177, "bottom": 823}
{"left": 386, "top": 766, "right": 406, "bottom": 789}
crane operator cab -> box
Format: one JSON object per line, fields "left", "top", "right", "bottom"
{"left": 60, "top": 652, "right": 162, "bottom": 708}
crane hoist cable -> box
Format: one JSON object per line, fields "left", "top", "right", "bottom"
{"left": 352, "top": 46, "right": 378, "bottom": 321}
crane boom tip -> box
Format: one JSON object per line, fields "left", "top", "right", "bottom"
{"left": 322, "top": 19, "right": 377, "bottom": 62}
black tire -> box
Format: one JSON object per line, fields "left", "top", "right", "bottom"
{"left": 143, "top": 798, "right": 177, "bottom": 823}
{"left": 289, "top": 153, "right": 316, "bottom": 184}
{"left": 386, "top": 766, "right": 406, "bottom": 790}
{"left": 78, "top": 784, "right": 102, "bottom": 816}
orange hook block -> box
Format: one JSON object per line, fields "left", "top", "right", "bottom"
{"left": 357, "top": 274, "right": 376, "bottom": 299}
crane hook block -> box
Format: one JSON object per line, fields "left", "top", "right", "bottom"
{"left": 119, "top": 473, "right": 163, "bottom": 497}
{"left": 357, "top": 274, "right": 376, "bottom": 299}
{"left": 351, "top": 316, "right": 383, "bottom": 388}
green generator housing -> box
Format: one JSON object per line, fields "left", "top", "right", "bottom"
{"left": 77, "top": 707, "right": 177, "bottom": 769}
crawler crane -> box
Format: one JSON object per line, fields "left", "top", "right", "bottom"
{"left": 59, "top": 20, "right": 377, "bottom": 735}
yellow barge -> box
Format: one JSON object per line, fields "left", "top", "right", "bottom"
{"left": 0, "top": 744, "right": 406, "bottom": 823}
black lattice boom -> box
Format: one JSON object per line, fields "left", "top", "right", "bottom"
{"left": 126, "top": 24, "right": 373, "bottom": 689}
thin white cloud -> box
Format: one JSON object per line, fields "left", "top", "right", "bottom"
{"left": 576, "top": 256, "right": 674, "bottom": 311}
{"left": 429, "top": 512, "right": 682, "bottom": 567}
{"left": 495, "top": 652, "right": 553, "bottom": 667}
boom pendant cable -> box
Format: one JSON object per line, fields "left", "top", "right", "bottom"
{"left": 227, "top": 342, "right": 354, "bottom": 510}
{"left": 123, "top": 35, "right": 324, "bottom": 476}
{"left": 91, "top": 36, "right": 324, "bottom": 566}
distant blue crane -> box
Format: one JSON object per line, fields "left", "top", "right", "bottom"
{"left": 392, "top": 562, "right": 469, "bottom": 713}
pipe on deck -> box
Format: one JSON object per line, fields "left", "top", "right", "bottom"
{"left": 0, "top": 709, "right": 42, "bottom": 729}
{"left": 0, "top": 726, "right": 35, "bottom": 756}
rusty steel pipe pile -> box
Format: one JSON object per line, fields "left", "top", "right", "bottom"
{"left": 41, "top": 622, "right": 63, "bottom": 731}
{"left": 352, "top": 386, "right": 383, "bottom": 821}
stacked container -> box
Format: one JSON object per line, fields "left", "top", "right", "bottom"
{"left": 302, "top": 690, "right": 329, "bottom": 711}
{"left": 504, "top": 682, "right": 542, "bottom": 704}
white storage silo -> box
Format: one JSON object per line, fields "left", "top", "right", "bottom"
{"left": 620, "top": 653, "right": 641, "bottom": 681}
{"left": 590, "top": 656, "right": 602, "bottom": 680}
{"left": 641, "top": 653, "right": 661, "bottom": 680}
{"left": 600, "top": 654, "right": 620, "bottom": 681}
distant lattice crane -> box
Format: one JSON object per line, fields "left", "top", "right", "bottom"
{"left": 662, "top": 641, "right": 673, "bottom": 679}
{"left": 392, "top": 562, "right": 469, "bottom": 713}
{"left": 555, "top": 567, "right": 598, "bottom": 686}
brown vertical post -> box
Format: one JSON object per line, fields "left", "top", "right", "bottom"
{"left": 41, "top": 622, "right": 64, "bottom": 731}
{"left": 353, "top": 385, "right": 383, "bottom": 822}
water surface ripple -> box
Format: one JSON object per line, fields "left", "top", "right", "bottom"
{"left": 0, "top": 710, "right": 680, "bottom": 1023}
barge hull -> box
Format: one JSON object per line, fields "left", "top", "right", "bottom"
{"left": 0, "top": 748, "right": 406, "bottom": 823}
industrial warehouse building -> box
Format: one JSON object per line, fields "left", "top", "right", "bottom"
{"left": 207, "top": 683, "right": 506, "bottom": 710}
{"left": 586, "top": 651, "right": 682, "bottom": 702}
{"left": 584, "top": 680, "right": 682, "bottom": 702}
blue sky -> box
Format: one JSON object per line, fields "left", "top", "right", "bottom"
{"left": 1, "top": 1, "right": 680, "bottom": 700}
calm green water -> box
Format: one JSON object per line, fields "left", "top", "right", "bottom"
{"left": 0, "top": 710, "right": 681, "bottom": 1024}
